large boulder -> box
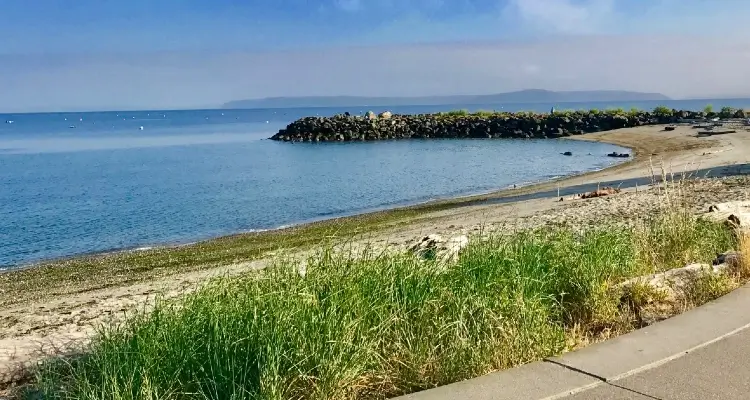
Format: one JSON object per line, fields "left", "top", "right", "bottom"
{"left": 616, "top": 248, "right": 744, "bottom": 323}
{"left": 706, "top": 201, "right": 750, "bottom": 231}
{"left": 618, "top": 262, "right": 731, "bottom": 302}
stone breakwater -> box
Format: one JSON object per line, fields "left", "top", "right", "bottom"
{"left": 270, "top": 109, "right": 745, "bottom": 142}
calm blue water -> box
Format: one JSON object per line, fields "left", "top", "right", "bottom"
{"left": 1, "top": 98, "right": 747, "bottom": 268}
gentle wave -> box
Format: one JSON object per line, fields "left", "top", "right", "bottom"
{"left": 0, "top": 132, "right": 272, "bottom": 154}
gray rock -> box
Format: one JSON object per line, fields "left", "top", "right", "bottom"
{"left": 269, "top": 109, "right": 704, "bottom": 142}
{"left": 617, "top": 262, "right": 732, "bottom": 303}
{"left": 706, "top": 201, "right": 750, "bottom": 231}
{"left": 410, "top": 234, "right": 469, "bottom": 265}
{"left": 713, "top": 251, "right": 743, "bottom": 268}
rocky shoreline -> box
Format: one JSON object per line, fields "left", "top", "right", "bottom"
{"left": 270, "top": 108, "right": 746, "bottom": 142}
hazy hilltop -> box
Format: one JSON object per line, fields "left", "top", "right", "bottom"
{"left": 222, "top": 89, "right": 671, "bottom": 109}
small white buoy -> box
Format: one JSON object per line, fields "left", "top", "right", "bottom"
{"left": 266, "top": 120, "right": 269, "bottom": 123}
{"left": 79, "top": 118, "right": 83, "bottom": 121}
{"left": 139, "top": 126, "right": 144, "bottom": 130}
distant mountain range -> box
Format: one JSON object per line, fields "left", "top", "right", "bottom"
{"left": 222, "top": 89, "right": 671, "bottom": 109}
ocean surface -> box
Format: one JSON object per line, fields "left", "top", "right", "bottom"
{"left": 1, "top": 98, "right": 747, "bottom": 268}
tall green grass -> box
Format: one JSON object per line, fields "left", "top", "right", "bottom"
{"left": 25, "top": 213, "right": 737, "bottom": 400}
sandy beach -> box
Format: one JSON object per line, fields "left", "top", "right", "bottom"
{"left": 2, "top": 123, "right": 750, "bottom": 388}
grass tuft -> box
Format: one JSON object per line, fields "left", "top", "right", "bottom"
{"left": 633, "top": 210, "right": 736, "bottom": 273}
{"left": 682, "top": 271, "right": 736, "bottom": 307}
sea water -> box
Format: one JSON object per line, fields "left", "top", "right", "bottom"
{"left": 2, "top": 98, "right": 745, "bottom": 268}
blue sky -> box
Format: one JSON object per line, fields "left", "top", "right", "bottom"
{"left": 2, "top": 0, "right": 750, "bottom": 111}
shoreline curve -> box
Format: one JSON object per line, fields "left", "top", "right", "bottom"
{"left": 0, "top": 141, "right": 632, "bottom": 273}
{"left": 1, "top": 122, "right": 747, "bottom": 308}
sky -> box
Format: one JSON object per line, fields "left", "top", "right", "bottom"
{"left": 2, "top": 0, "right": 750, "bottom": 112}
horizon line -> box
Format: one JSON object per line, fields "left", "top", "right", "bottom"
{"left": 3, "top": 96, "right": 750, "bottom": 115}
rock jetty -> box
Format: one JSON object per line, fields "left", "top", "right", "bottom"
{"left": 269, "top": 108, "right": 733, "bottom": 142}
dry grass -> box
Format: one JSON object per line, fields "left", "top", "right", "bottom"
{"left": 738, "top": 231, "right": 750, "bottom": 277}
{"left": 682, "top": 272, "right": 736, "bottom": 308}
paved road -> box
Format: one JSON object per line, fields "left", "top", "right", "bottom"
{"left": 567, "top": 327, "right": 750, "bottom": 399}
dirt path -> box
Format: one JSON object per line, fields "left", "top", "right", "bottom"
{"left": 2, "top": 123, "right": 750, "bottom": 388}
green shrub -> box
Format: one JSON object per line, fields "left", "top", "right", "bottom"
{"left": 472, "top": 110, "right": 498, "bottom": 117}
{"left": 628, "top": 107, "right": 642, "bottom": 117}
{"left": 653, "top": 106, "right": 672, "bottom": 116}
{"left": 602, "top": 107, "right": 625, "bottom": 116}
{"left": 440, "top": 109, "right": 470, "bottom": 117}
{"left": 718, "top": 106, "right": 735, "bottom": 119}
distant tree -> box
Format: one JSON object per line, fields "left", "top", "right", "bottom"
{"left": 718, "top": 106, "right": 735, "bottom": 119}
{"left": 441, "top": 109, "right": 470, "bottom": 117}
{"left": 653, "top": 106, "right": 671, "bottom": 116}
{"left": 473, "top": 110, "right": 496, "bottom": 117}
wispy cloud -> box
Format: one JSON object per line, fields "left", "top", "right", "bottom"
{"left": 2, "top": 35, "right": 750, "bottom": 112}
{"left": 335, "top": 0, "right": 362, "bottom": 12}
{"left": 503, "top": 0, "right": 616, "bottom": 34}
